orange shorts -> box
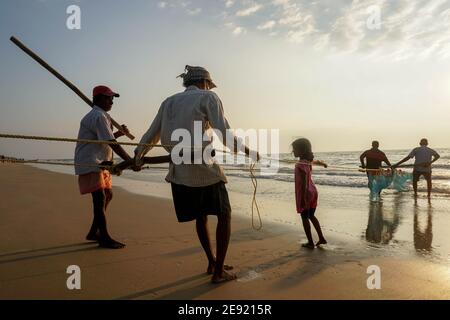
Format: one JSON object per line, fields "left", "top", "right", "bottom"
{"left": 78, "top": 170, "right": 112, "bottom": 195}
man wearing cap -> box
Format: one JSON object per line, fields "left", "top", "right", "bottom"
{"left": 393, "top": 138, "right": 440, "bottom": 200}
{"left": 74, "top": 85, "right": 133, "bottom": 249}
{"left": 134, "top": 65, "right": 259, "bottom": 283}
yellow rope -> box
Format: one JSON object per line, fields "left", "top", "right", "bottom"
{"left": 328, "top": 165, "right": 392, "bottom": 172}
{"left": 0, "top": 132, "right": 266, "bottom": 233}
{"left": 1, "top": 133, "right": 395, "bottom": 232}
{"left": 249, "top": 162, "right": 262, "bottom": 231}
{"left": 259, "top": 156, "right": 394, "bottom": 172}
{"left": 3, "top": 159, "right": 114, "bottom": 169}
{"left": 0, "top": 134, "right": 402, "bottom": 173}
{"left": 4, "top": 156, "right": 393, "bottom": 234}
{"left": 0, "top": 133, "right": 190, "bottom": 149}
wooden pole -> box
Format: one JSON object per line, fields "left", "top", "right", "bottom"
{"left": 10, "top": 36, "right": 135, "bottom": 140}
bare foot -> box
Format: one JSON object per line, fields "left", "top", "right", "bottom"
{"left": 301, "top": 242, "right": 315, "bottom": 249}
{"left": 316, "top": 239, "right": 327, "bottom": 246}
{"left": 207, "top": 263, "right": 233, "bottom": 275}
{"left": 211, "top": 270, "right": 237, "bottom": 284}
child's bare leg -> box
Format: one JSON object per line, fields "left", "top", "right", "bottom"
{"left": 301, "top": 214, "right": 314, "bottom": 248}
{"left": 310, "top": 216, "right": 327, "bottom": 245}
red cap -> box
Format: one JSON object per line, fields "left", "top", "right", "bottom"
{"left": 93, "top": 85, "right": 120, "bottom": 98}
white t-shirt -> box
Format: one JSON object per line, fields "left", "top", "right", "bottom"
{"left": 408, "top": 146, "right": 439, "bottom": 172}
{"left": 74, "top": 106, "right": 115, "bottom": 175}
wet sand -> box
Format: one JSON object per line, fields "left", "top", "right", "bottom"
{"left": 0, "top": 164, "right": 449, "bottom": 299}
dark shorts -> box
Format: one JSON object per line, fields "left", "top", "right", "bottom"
{"left": 170, "top": 182, "right": 231, "bottom": 223}
{"left": 413, "top": 171, "right": 431, "bottom": 181}
{"left": 301, "top": 208, "right": 316, "bottom": 220}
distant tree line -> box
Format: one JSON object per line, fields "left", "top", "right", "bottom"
{"left": 0, "top": 155, "right": 24, "bottom": 163}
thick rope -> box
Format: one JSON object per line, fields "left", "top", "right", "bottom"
{"left": 249, "top": 162, "right": 262, "bottom": 231}
{"left": 4, "top": 155, "right": 264, "bottom": 230}
{"left": 2, "top": 133, "right": 409, "bottom": 233}
{"left": 1, "top": 159, "right": 159, "bottom": 173}
{"left": 0, "top": 133, "right": 172, "bottom": 148}
{"left": 4, "top": 156, "right": 405, "bottom": 234}
{"left": 4, "top": 159, "right": 113, "bottom": 169}
{"left": 263, "top": 158, "right": 398, "bottom": 173}
{"left": 0, "top": 133, "right": 414, "bottom": 171}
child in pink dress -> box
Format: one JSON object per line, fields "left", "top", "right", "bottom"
{"left": 292, "top": 138, "right": 328, "bottom": 249}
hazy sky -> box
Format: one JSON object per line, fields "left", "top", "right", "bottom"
{"left": 1, "top": 0, "right": 450, "bottom": 159}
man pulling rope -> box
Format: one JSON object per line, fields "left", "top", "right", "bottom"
{"left": 74, "top": 85, "right": 140, "bottom": 249}
{"left": 133, "top": 65, "right": 260, "bottom": 284}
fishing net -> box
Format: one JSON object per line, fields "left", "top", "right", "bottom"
{"left": 368, "top": 169, "right": 412, "bottom": 202}
{"left": 392, "top": 170, "right": 413, "bottom": 191}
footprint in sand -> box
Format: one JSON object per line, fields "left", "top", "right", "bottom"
{"left": 237, "top": 270, "right": 262, "bottom": 283}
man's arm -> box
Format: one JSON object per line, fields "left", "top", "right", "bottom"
{"left": 206, "top": 93, "right": 260, "bottom": 161}
{"left": 110, "top": 142, "right": 132, "bottom": 161}
{"left": 431, "top": 151, "right": 440, "bottom": 164}
{"left": 234, "top": 137, "right": 260, "bottom": 162}
{"left": 134, "top": 105, "right": 163, "bottom": 165}
{"left": 383, "top": 153, "right": 392, "bottom": 167}
{"left": 96, "top": 115, "right": 132, "bottom": 162}
{"left": 393, "top": 155, "right": 412, "bottom": 168}
{"left": 359, "top": 151, "right": 367, "bottom": 168}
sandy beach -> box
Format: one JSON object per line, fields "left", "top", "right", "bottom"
{"left": 0, "top": 163, "right": 449, "bottom": 300}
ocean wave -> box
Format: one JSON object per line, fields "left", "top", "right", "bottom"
{"left": 430, "top": 164, "right": 450, "bottom": 170}
{"left": 224, "top": 171, "right": 450, "bottom": 194}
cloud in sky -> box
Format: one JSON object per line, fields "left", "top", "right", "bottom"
{"left": 232, "top": 26, "right": 246, "bottom": 35}
{"left": 257, "top": 20, "right": 276, "bottom": 30}
{"left": 225, "top": 22, "right": 247, "bottom": 36}
{"left": 225, "top": 0, "right": 235, "bottom": 8}
{"left": 158, "top": 2, "right": 167, "bottom": 9}
{"left": 158, "top": 0, "right": 450, "bottom": 60}
{"left": 236, "top": 3, "right": 263, "bottom": 17}
{"left": 187, "top": 8, "right": 202, "bottom": 15}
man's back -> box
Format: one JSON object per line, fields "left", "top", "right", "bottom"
{"left": 409, "top": 146, "right": 439, "bottom": 172}
{"left": 362, "top": 149, "right": 388, "bottom": 169}
{"left": 135, "top": 85, "right": 230, "bottom": 187}
{"left": 159, "top": 86, "right": 228, "bottom": 149}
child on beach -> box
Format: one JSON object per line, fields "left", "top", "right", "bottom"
{"left": 292, "top": 138, "right": 327, "bottom": 249}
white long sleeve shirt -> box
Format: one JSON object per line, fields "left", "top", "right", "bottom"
{"left": 135, "top": 86, "right": 232, "bottom": 187}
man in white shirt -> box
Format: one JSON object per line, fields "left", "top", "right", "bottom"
{"left": 75, "top": 85, "right": 133, "bottom": 249}
{"left": 393, "top": 138, "right": 440, "bottom": 200}
{"left": 134, "top": 66, "right": 259, "bottom": 283}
